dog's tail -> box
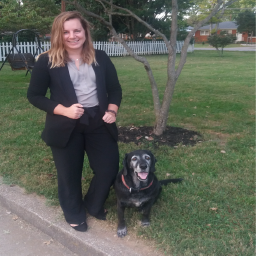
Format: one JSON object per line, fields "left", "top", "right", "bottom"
{"left": 159, "top": 178, "right": 183, "bottom": 186}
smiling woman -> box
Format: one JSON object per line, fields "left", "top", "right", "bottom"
{"left": 47, "top": 11, "right": 95, "bottom": 68}
{"left": 63, "top": 18, "right": 86, "bottom": 56}
{"left": 27, "top": 11, "right": 122, "bottom": 232}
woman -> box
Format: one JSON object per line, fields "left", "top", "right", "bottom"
{"left": 27, "top": 11, "right": 122, "bottom": 232}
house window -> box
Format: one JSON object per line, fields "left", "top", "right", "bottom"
{"left": 221, "top": 29, "right": 232, "bottom": 34}
{"left": 200, "top": 30, "right": 209, "bottom": 36}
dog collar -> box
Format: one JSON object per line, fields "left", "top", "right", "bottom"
{"left": 121, "top": 174, "right": 153, "bottom": 193}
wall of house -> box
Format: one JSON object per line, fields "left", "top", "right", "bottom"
{"left": 194, "top": 31, "right": 208, "bottom": 43}
{"left": 195, "top": 29, "right": 237, "bottom": 43}
{"left": 240, "top": 32, "right": 256, "bottom": 43}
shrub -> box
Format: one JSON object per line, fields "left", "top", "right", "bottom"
{"left": 207, "top": 31, "right": 236, "bottom": 55}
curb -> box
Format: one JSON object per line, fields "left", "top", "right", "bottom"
{"left": 0, "top": 178, "right": 160, "bottom": 256}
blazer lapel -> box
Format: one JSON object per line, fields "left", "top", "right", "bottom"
{"left": 92, "top": 63, "right": 106, "bottom": 109}
{"left": 58, "top": 65, "right": 78, "bottom": 105}
{"left": 92, "top": 62, "right": 102, "bottom": 91}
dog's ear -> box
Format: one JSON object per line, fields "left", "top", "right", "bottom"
{"left": 122, "top": 153, "right": 129, "bottom": 176}
{"left": 148, "top": 151, "right": 157, "bottom": 172}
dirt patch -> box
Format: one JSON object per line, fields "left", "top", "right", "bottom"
{"left": 118, "top": 126, "right": 202, "bottom": 147}
{"left": 249, "top": 109, "right": 255, "bottom": 116}
{"left": 206, "top": 130, "right": 231, "bottom": 146}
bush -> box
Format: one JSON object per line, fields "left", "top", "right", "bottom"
{"left": 235, "top": 41, "right": 245, "bottom": 44}
{"left": 207, "top": 31, "right": 236, "bottom": 55}
{"left": 0, "top": 34, "right": 13, "bottom": 43}
{"left": 0, "top": 30, "right": 38, "bottom": 44}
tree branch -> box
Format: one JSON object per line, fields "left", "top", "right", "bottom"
{"left": 97, "top": 0, "right": 130, "bottom": 16}
{"left": 97, "top": 0, "right": 107, "bottom": 12}
{"left": 107, "top": 12, "right": 131, "bottom": 17}
{"left": 170, "top": 0, "right": 178, "bottom": 58}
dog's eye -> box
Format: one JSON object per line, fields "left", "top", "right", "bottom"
{"left": 145, "top": 156, "right": 151, "bottom": 160}
{"left": 131, "top": 157, "right": 137, "bottom": 161}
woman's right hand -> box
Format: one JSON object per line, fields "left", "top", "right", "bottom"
{"left": 53, "top": 103, "right": 84, "bottom": 119}
{"left": 66, "top": 104, "right": 84, "bottom": 119}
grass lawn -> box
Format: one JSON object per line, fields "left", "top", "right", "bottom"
{"left": 194, "top": 43, "right": 246, "bottom": 48}
{"left": 0, "top": 50, "right": 255, "bottom": 255}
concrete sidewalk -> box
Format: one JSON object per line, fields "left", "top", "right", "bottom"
{"left": 0, "top": 203, "right": 77, "bottom": 256}
{"left": 0, "top": 177, "right": 163, "bottom": 256}
{"left": 195, "top": 46, "right": 256, "bottom": 51}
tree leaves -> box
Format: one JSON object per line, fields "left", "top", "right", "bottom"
{"left": 0, "top": 0, "right": 60, "bottom": 35}
{"left": 235, "top": 10, "right": 256, "bottom": 34}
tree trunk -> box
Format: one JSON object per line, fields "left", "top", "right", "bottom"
{"left": 109, "top": 0, "right": 112, "bottom": 25}
{"left": 61, "top": 0, "right": 66, "bottom": 12}
{"left": 153, "top": 78, "right": 176, "bottom": 135}
{"left": 131, "top": 17, "right": 135, "bottom": 40}
{"left": 125, "top": 16, "right": 131, "bottom": 39}
{"left": 153, "top": 0, "right": 178, "bottom": 135}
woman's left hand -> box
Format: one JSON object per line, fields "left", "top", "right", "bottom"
{"left": 102, "top": 112, "right": 116, "bottom": 123}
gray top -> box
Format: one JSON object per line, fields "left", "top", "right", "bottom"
{"left": 67, "top": 60, "right": 99, "bottom": 107}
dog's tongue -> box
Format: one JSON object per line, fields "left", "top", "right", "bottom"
{"left": 138, "top": 172, "right": 148, "bottom": 180}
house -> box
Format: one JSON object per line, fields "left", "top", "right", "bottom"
{"left": 194, "top": 21, "right": 255, "bottom": 43}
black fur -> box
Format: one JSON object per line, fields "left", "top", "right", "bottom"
{"left": 114, "top": 150, "right": 182, "bottom": 238}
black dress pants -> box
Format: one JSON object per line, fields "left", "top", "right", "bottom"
{"left": 50, "top": 109, "right": 119, "bottom": 224}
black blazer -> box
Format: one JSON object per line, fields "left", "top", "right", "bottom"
{"left": 27, "top": 50, "right": 122, "bottom": 147}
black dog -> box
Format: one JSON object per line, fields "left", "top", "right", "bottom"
{"left": 114, "top": 150, "right": 182, "bottom": 238}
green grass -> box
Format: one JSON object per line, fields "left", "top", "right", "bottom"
{"left": 0, "top": 51, "right": 255, "bottom": 255}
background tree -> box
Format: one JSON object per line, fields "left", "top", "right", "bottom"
{"left": 186, "top": 0, "right": 226, "bottom": 31}
{"left": 0, "top": 0, "right": 60, "bottom": 37}
{"left": 186, "top": 0, "right": 255, "bottom": 29}
{"left": 224, "top": 0, "right": 255, "bottom": 20}
{"left": 235, "top": 10, "right": 256, "bottom": 37}
{"left": 64, "top": 0, "right": 238, "bottom": 135}
{"left": 66, "top": 0, "right": 192, "bottom": 41}
{"left": 207, "top": 31, "right": 236, "bottom": 55}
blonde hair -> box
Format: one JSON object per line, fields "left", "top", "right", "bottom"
{"left": 45, "top": 11, "right": 95, "bottom": 68}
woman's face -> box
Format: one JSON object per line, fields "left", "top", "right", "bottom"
{"left": 63, "top": 18, "right": 86, "bottom": 53}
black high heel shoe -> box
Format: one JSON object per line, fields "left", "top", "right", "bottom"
{"left": 83, "top": 201, "right": 108, "bottom": 220}
{"left": 70, "top": 222, "right": 88, "bottom": 232}
{"left": 92, "top": 209, "right": 108, "bottom": 220}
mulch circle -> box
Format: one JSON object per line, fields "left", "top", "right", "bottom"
{"left": 118, "top": 126, "right": 202, "bottom": 147}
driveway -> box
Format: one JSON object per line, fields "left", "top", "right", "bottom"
{"left": 195, "top": 46, "right": 256, "bottom": 51}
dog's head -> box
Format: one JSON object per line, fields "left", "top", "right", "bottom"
{"left": 122, "top": 150, "right": 157, "bottom": 181}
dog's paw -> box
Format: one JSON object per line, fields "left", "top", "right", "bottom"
{"left": 117, "top": 227, "right": 127, "bottom": 238}
{"left": 141, "top": 220, "right": 150, "bottom": 227}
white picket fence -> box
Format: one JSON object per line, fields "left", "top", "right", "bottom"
{"left": 0, "top": 41, "right": 194, "bottom": 61}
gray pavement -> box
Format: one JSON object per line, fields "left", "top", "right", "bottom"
{"left": 0, "top": 203, "right": 77, "bottom": 256}
{"left": 194, "top": 46, "right": 256, "bottom": 51}
{"left": 0, "top": 178, "right": 164, "bottom": 256}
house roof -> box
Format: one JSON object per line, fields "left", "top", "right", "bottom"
{"left": 198, "top": 21, "right": 237, "bottom": 30}
{"left": 186, "top": 26, "right": 194, "bottom": 31}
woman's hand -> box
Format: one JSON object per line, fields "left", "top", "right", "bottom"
{"left": 103, "top": 104, "right": 118, "bottom": 124}
{"left": 102, "top": 111, "right": 116, "bottom": 124}
{"left": 66, "top": 104, "right": 84, "bottom": 119}
{"left": 53, "top": 103, "right": 84, "bottom": 119}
